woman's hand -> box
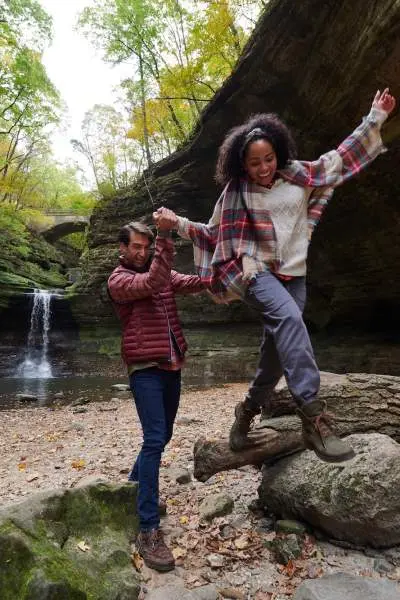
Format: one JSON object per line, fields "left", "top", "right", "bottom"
{"left": 372, "top": 88, "right": 396, "bottom": 116}
{"left": 152, "top": 207, "right": 178, "bottom": 231}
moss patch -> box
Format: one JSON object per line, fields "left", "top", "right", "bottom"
{"left": 0, "top": 483, "right": 140, "bottom": 600}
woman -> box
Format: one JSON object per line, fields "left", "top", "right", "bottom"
{"left": 154, "top": 89, "right": 396, "bottom": 462}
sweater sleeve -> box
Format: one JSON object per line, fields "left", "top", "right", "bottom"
{"left": 175, "top": 195, "right": 222, "bottom": 248}
{"left": 281, "top": 107, "right": 388, "bottom": 190}
{"left": 108, "top": 235, "right": 174, "bottom": 301}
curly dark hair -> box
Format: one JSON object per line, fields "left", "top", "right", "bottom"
{"left": 215, "top": 113, "right": 297, "bottom": 186}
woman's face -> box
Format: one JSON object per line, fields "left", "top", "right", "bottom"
{"left": 243, "top": 139, "right": 277, "bottom": 187}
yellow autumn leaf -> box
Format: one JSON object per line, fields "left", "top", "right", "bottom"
{"left": 71, "top": 459, "right": 86, "bottom": 470}
{"left": 234, "top": 534, "right": 249, "bottom": 550}
{"left": 131, "top": 551, "right": 143, "bottom": 571}
{"left": 172, "top": 546, "right": 186, "bottom": 559}
{"left": 179, "top": 515, "right": 189, "bottom": 525}
{"left": 77, "top": 541, "right": 91, "bottom": 552}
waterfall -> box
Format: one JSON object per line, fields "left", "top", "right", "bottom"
{"left": 17, "top": 289, "right": 53, "bottom": 378}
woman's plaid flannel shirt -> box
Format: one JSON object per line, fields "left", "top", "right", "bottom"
{"left": 176, "top": 107, "right": 388, "bottom": 301}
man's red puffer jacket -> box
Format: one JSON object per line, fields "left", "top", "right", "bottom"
{"left": 108, "top": 236, "right": 203, "bottom": 366}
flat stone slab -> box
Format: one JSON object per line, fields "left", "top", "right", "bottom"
{"left": 294, "top": 572, "right": 400, "bottom": 600}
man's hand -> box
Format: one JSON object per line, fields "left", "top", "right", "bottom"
{"left": 372, "top": 88, "right": 396, "bottom": 116}
{"left": 153, "top": 207, "right": 179, "bottom": 231}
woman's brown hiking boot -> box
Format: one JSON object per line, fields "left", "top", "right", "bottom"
{"left": 229, "top": 401, "right": 262, "bottom": 451}
{"left": 136, "top": 528, "right": 175, "bottom": 572}
{"left": 296, "top": 399, "right": 355, "bottom": 463}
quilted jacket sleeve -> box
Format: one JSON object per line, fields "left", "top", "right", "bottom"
{"left": 108, "top": 235, "right": 174, "bottom": 301}
{"left": 170, "top": 271, "right": 205, "bottom": 295}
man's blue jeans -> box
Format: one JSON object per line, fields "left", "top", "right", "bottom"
{"left": 128, "top": 367, "right": 181, "bottom": 531}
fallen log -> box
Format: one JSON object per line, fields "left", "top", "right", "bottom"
{"left": 193, "top": 372, "right": 400, "bottom": 482}
{"left": 194, "top": 416, "right": 304, "bottom": 482}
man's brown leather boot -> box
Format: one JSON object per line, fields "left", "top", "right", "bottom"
{"left": 136, "top": 528, "right": 175, "bottom": 572}
{"left": 296, "top": 399, "right": 355, "bottom": 463}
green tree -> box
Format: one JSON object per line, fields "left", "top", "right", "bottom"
{"left": 71, "top": 104, "right": 142, "bottom": 195}
{"left": 78, "top": 0, "right": 265, "bottom": 168}
{"left": 0, "top": 0, "right": 61, "bottom": 207}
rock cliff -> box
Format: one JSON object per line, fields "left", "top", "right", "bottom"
{"left": 73, "top": 0, "right": 400, "bottom": 332}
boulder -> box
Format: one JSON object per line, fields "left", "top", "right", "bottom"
{"left": 193, "top": 372, "right": 400, "bottom": 483}
{"left": 199, "top": 493, "right": 234, "bottom": 522}
{"left": 259, "top": 433, "right": 400, "bottom": 547}
{"left": 0, "top": 482, "right": 140, "bottom": 600}
{"left": 293, "top": 572, "right": 400, "bottom": 600}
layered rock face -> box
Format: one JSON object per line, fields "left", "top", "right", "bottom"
{"left": 74, "top": 0, "right": 400, "bottom": 332}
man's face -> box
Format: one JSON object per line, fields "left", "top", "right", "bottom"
{"left": 120, "top": 231, "right": 152, "bottom": 269}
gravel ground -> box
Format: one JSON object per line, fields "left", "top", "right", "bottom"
{"left": 1, "top": 382, "right": 400, "bottom": 599}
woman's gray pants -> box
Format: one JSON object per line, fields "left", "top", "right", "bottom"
{"left": 243, "top": 271, "right": 320, "bottom": 410}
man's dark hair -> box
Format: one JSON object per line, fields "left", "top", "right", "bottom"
{"left": 118, "top": 222, "right": 154, "bottom": 245}
{"left": 215, "top": 113, "right": 297, "bottom": 186}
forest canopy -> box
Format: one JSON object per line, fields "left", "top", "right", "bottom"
{"left": 0, "top": 0, "right": 264, "bottom": 249}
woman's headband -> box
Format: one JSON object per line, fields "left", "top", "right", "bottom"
{"left": 239, "top": 127, "right": 265, "bottom": 160}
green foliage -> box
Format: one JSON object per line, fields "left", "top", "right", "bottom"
{"left": 62, "top": 232, "right": 87, "bottom": 252}
{"left": 0, "top": 0, "right": 73, "bottom": 219}
{"left": 77, "top": 0, "right": 265, "bottom": 183}
{"left": 71, "top": 104, "right": 142, "bottom": 194}
{"left": 0, "top": 205, "right": 30, "bottom": 259}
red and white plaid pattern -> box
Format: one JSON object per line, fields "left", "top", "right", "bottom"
{"left": 177, "top": 107, "right": 387, "bottom": 300}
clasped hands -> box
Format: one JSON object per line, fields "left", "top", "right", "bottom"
{"left": 153, "top": 206, "right": 179, "bottom": 232}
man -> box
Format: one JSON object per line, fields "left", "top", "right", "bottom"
{"left": 108, "top": 216, "right": 203, "bottom": 572}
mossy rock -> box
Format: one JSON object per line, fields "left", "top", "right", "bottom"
{"left": 259, "top": 433, "right": 400, "bottom": 547}
{"left": 0, "top": 482, "right": 140, "bottom": 600}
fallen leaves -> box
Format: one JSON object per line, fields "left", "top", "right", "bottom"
{"left": 254, "top": 592, "right": 273, "bottom": 600}
{"left": 77, "top": 541, "right": 91, "bottom": 552}
{"left": 131, "top": 551, "right": 143, "bottom": 571}
{"left": 46, "top": 432, "right": 62, "bottom": 442}
{"left": 71, "top": 459, "right": 86, "bottom": 470}
{"left": 204, "top": 521, "right": 264, "bottom": 562}
{"left": 218, "top": 587, "right": 246, "bottom": 599}
{"left": 172, "top": 546, "right": 187, "bottom": 560}
{"left": 234, "top": 533, "right": 250, "bottom": 550}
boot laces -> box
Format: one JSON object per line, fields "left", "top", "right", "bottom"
{"left": 248, "top": 414, "right": 256, "bottom": 431}
{"left": 149, "top": 528, "right": 164, "bottom": 550}
{"left": 313, "top": 411, "right": 335, "bottom": 441}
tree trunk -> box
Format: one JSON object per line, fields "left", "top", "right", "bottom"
{"left": 139, "top": 52, "right": 152, "bottom": 168}
{"left": 193, "top": 417, "right": 304, "bottom": 482}
{"left": 193, "top": 373, "right": 400, "bottom": 482}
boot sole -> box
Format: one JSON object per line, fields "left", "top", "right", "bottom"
{"left": 142, "top": 559, "right": 175, "bottom": 572}
{"left": 304, "top": 441, "right": 356, "bottom": 463}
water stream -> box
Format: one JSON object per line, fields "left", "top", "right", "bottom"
{"left": 3, "top": 290, "right": 400, "bottom": 410}
{"left": 16, "top": 289, "right": 53, "bottom": 379}
{"left": 1, "top": 290, "right": 261, "bottom": 408}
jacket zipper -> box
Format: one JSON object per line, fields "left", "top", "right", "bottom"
{"left": 160, "top": 295, "right": 173, "bottom": 364}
